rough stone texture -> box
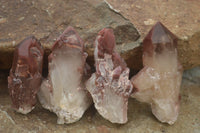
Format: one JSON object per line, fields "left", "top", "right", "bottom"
{"left": 105, "top": 0, "right": 200, "bottom": 39}
{"left": 105, "top": 0, "right": 200, "bottom": 70}
{"left": 0, "top": 70, "right": 200, "bottom": 132}
{"left": 0, "top": 0, "right": 200, "bottom": 71}
{"left": 183, "top": 66, "right": 200, "bottom": 85}
{"left": 0, "top": 0, "right": 140, "bottom": 70}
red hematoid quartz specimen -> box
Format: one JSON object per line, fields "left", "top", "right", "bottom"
{"left": 131, "top": 22, "right": 183, "bottom": 125}
{"left": 8, "top": 36, "right": 44, "bottom": 114}
{"left": 86, "top": 28, "right": 133, "bottom": 124}
{"left": 38, "top": 26, "right": 92, "bottom": 124}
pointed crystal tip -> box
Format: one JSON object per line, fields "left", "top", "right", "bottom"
{"left": 97, "top": 28, "right": 116, "bottom": 56}
{"left": 52, "top": 26, "right": 83, "bottom": 50}
{"left": 143, "top": 22, "right": 178, "bottom": 56}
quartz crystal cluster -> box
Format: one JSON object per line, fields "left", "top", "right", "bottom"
{"left": 8, "top": 36, "right": 44, "bottom": 114}
{"left": 37, "top": 26, "right": 92, "bottom": 124}
{"left": 86, "top": 28, "right": 133, "bottom": 124}
{"left": 7, "top": 22, "right": 183, "bottom": 125}
{"left": 131, "top": 22, "right": 183, "bottom": 125}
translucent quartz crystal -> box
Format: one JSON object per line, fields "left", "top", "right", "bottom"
{"left": 8, "top": 36, "right": 44, "bottom": 114}
{"left": 38, "top": 27, "right": 92, "bottom": 124}
{"left": 131, "top": 22, "right": 183, "bottom": 125}
{"left": 86, "top": 28, "right": 132, "bottom": 124}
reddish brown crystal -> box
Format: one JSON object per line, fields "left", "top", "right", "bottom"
{"left": 8, "top": 36, "right": 44, "bottom": 114}
{"left": 131, "top": 22, "right": 183, "bottom": 125}
{"left": 38, "top": 26, "right": 92, "bottom": 124}
{"left": 86, "top": 28, "right": 132, "bottom": 124}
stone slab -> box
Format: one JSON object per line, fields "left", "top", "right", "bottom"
{"left": 0, "top": 0, "right": 200, "bottom": 70}
{"left": 0, "top": 70, "right": 199, "bottom": 133}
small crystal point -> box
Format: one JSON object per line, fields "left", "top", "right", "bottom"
{"left": 131, "top": 22, "right": 183, "bottom": 125}
{"left": 143, "top": 22, "right": 177, "bottom": 60}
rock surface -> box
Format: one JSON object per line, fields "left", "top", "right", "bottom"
{"left": 106, "top": 0, "right": 200, "bottom": 39}
{"left": 0, "top": 0, "right": 139, "bottom": 70}
{"left": 0, "top": 69, "right": 200, "bottom": 132}
{"left": 183, "top": 66, "right": 200, "bottom": 84}
{"left": 106, "top": 0, "right": 200, "bottom": 70}
{"left": 0, "top": 0, "right": 200, "bottom": 70}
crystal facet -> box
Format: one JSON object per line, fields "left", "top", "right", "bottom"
{"left": 131, "top": 22, "right": 183, "bottom": 125}
{"left": 8, "top": 36, "right": 44, "bottom": 114}
{"left": 86, "top": 28, "right": 133, "bottom": 124}
{"left": 38, "top": 26, "right": 92, "bottom": 124}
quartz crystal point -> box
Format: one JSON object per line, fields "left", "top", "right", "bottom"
{"left": 8, "top": 36, "right": 44, "bottom": 114}
{"left": 86, "top": 28, "right": 133, "bottom": 124}
{"left": 38, "top": 26, "right": 92, "bottom": 124}
{"left": 131, "top": 22, "right": 183, "bottom": 125}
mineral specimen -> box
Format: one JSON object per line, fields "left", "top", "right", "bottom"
{"left": 131, "top": 22, "right": 183, "bottom": 125}
{"left": 8, "top": 36, "right": 44, "bottom": 114}
{"left": 86, "top": 28, "right": 133, "bottom": 124}
{"left": 38, "top": 26, "right": 92, "bottom": 124}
